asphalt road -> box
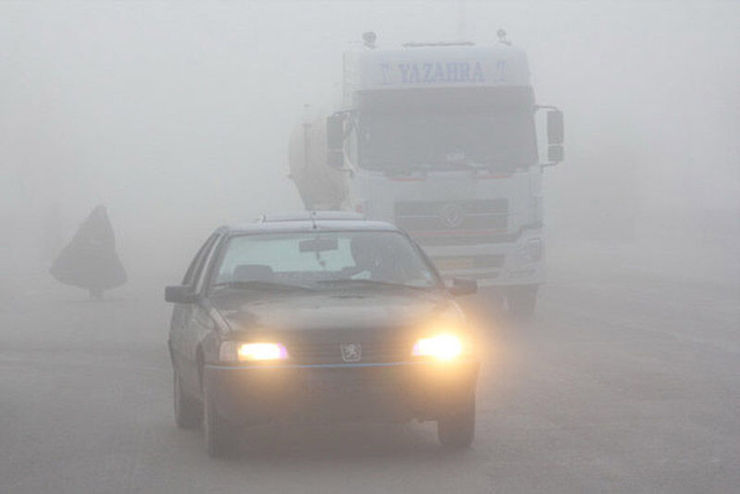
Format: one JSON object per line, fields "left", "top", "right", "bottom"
{"left": 1, "top": 258, "right": 738, "bottom": 493}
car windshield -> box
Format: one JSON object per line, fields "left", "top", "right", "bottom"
{"left": 210, "top": 231, "right": 440, "bottom": 292}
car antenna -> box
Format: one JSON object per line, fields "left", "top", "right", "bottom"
{"left": 310, "top": 210, "right": 318, "bottom": 229}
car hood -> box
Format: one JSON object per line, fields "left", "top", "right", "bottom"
{"left": 213, "top": 290, "right": 461, "bottom": 335}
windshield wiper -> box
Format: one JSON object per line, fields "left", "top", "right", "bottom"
{"left": 315, "top": 279, "right": 432, "bottom": 291}
{"left": 211, "top": 281, "right": 313, "bottom": 291}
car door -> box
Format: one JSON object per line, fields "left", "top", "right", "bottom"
{"left": 179, "top": 233, "right": 225, "bottom": 396}
{"left": 169, "top": 233, "right": 219, "bottom": 394}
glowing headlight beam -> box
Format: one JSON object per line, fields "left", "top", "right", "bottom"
{"left": 412, "top": 333, "right": 463, "bottom": 361}
{"left": 219, "top": 341, "right": 289, "bottom": 362}
{"left": 238, "top": 343, "right": 289, "bottom": 361}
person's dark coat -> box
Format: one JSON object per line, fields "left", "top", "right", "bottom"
{"left": 50, "top": 206, "right": 127, "bottom": 292}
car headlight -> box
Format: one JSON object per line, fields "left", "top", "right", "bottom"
{"left": 219, "top": 341, "right": 289, "bottom": 362}
{"left": 412, "top": 333, "right": 463, "bottom": 361}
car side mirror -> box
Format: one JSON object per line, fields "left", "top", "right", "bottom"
{"left": 165, "top": 285, "right": 198, "bottom": 304}
{"left": 326, "top": 113, "right": 344, "bottom": 168}
{"left": 448, "top": 278, "right": 478, "bottom": 296}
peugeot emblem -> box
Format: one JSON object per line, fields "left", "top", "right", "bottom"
{"left": 340, "top": 343, "right": 362, "bottom": 363}
{"left": 440, "top": 203, "right": 464, "bottom": 228}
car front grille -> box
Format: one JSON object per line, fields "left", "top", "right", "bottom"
{"left": 288, "top": 340, "right": 410, "bottom": 365}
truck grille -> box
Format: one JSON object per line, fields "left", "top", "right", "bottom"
{"left": 395, "top": 199, "right": 509, "bottom": 245}
{"left": 432, "top": 254, "right": 505, "bottom": 269}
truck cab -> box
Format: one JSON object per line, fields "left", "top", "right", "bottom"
{"left": 289, "top": 36, "right": 564, "bottom": 316}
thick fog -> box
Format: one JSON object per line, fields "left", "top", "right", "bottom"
{"left": 1, "top": 2, "right": 740, "bottom": 491}
{"left": 2, "top": 1, "right": 737, "bottom": 284}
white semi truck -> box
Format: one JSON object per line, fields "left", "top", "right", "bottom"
{"left": 289, "top": 33, "right": 564, "bottom": 315}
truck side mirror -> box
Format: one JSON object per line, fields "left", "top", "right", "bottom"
{"left": 548, "top": 145, "right": 564, "bottom": 162}
{"left": 546, "top": 110, "right": 564, "bottom": 164}
{"left": 326, "top": 114, "right": 345, "bottom": 168}
{"left": 547, "top": 110, "right": 564, "bottom": 145}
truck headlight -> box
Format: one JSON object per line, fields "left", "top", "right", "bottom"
{"left": 412, "top": 333, "right": 463, "bottom": 361}
{"left": 219, "top": 341, "right": 289, "bottom": 362}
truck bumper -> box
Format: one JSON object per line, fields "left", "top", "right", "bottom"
{"left": 203, "top": 360, "right": 478, "bottom": 426}
{"left": 423, "top": 230, "right": 545, "bottom": 287}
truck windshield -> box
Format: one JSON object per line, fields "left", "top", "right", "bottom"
{"left": 359, "top": 111, "right": 536, "bottom": 172}
{"left": 355, "top": 87, "right": 537, "bottom": 173}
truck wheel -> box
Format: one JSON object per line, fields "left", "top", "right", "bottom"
{"left": 204, "top": 380, "right": 239, "bottom": 458}
{"left": 507, "top": 285, "right": 538, "bottom": 318}
{"left": 437, "top": 394, "right": 475, "bottom": 449}
{"left": 173, "top": 371, "right": 202, "bottom": 429}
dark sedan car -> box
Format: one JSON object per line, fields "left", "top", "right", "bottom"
{"left": 166, "top": 212, "right": 479, "bottom": 457}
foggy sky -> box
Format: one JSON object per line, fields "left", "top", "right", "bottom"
{"left": 1, "top": 1, "right": 738, "bottom": 280}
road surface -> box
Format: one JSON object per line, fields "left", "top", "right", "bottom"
{"left": 1, "top": 255, "right": 738, "bottom": 493}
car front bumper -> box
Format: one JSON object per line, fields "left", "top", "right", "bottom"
{"left": 203, "top": 360, "right": 479, "bottom": 426}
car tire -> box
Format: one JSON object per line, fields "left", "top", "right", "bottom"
{"left": 173, "top": 371, "right": 202, "bottom": 429}
{"left": 507, "top": 285, "right": 538, "bottom": 318}
{"left": 203, "top": 380, "right": 239, "bottom": 458}
{"left": 437, "top": 394, "right": 475, "bottom": 449}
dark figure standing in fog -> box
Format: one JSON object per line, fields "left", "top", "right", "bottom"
{"left": 50, "top": 205, "right": 127, "bottom": 299}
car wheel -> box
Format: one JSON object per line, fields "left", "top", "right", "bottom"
{"left": 203, "top": 380, "right": 239, "bottom": 458}
{"left": 507, "top": 285, "right": 538, "bottom": 318}
{"left": 173, "top": 371, "right": 202, "bottom": 429}
{"left": 437, "top": 394, "right": 475, "bottom": 449}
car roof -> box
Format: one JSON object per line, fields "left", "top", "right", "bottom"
{"left": 259, "top": 211, "right": 365, "bottom": 222}
{"left": 216, "top": 213, "right": 402, "bottom": 236}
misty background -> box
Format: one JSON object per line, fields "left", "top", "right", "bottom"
{"left": 2, "top": 0, "right": 738, "bottom": 294}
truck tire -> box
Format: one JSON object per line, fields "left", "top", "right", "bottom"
{"left": 173, "top": 371, "right": 202, "bottom": 429}
{"left": 437, "top": 394, "right": 475, "bottom": 449}
{"left": 507, "top": 285, "right": 538, "bottom": 318}
{"left": 204, "top": 380, "right": 239, "bottom": 458}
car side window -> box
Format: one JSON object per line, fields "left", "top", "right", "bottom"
{"left": 181, "top": 234, "right": 219, "bottom": 287}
